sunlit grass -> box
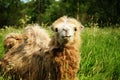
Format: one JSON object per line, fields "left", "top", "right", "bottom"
{"left": 78, "top": 27, "right": 120, "bottom": 80}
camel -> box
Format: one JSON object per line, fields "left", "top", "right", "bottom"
{"left": 0, "top": 16, "right": 83, "bottom": 80}
{"left": 48, "top": 16, "right": 84, "bottom": 80}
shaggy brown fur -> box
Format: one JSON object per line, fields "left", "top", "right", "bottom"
{"left": 0, "top": 16, "right": 83, "bottom": 80}
{"left": 0, "top": 24, "right": 51, "bottom": 80}
{"left": 4, "top": 33, "right": 24, "bottom": 52}
{"left": 48, "top": 16, "right": 84, "bottom": 80}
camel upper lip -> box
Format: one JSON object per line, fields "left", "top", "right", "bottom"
{"left": 62, "top": 36, "right": 71, "bottom": 38}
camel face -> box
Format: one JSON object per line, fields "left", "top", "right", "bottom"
{"left": 51, "top": 16, "right": 83, "bottom": 46}
{"left": 55, "top": 21, "right": 76, "bottom": 45}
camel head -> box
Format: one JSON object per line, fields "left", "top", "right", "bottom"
{"left": 51, "top": 16, "right": 84, "bottom": 46}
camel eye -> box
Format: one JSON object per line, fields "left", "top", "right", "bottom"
{"left": 74, "top": 27, "right": 77, "bottom": 31}
{"left": 55, "top": 28, "right": 58, "bottom": 32}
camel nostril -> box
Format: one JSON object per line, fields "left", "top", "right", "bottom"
{"left": 63, "top": 29, "right": 68, "bottom": 32}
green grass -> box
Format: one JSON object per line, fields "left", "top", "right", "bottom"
{"left": 0, "top": 26, "right": 120, "bottom": 80}
{"left": 78, "top": 27, "right": 120, "bottom": 80}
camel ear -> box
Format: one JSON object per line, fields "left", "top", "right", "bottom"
{"left": 50, "top": 25, "right": 54, "bottom": 31}
{"left": 80, "top": 24, "right": 84, "bottom": 31}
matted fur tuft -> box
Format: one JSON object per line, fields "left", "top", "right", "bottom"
{"left": 4, "top": 33, "right": 24, "bottom": 51}
{"left": 23, "top": 24, "right": 50, "bottom": 53}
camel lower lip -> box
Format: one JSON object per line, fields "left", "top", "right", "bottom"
{"left": 63, "top": 37, "right": 69, "bottom": 40}
{"left": 62, "top": 36, "right": 71, "bottom": 39}
{"left": 63, "top": 36, "right": 71, "bottom": 38}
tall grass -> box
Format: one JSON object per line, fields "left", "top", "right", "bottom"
{"left": 0, "top": 26, "right": 120, "bottom": 80}
{"left": 78, "top": 27, "right": 120, "bottom": 80}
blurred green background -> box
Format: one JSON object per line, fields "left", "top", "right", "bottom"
{"left": 0, "top": 0, "right": 120, "bottom": 27}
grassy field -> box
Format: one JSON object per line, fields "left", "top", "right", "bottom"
{"left": 0, "top": 26, "right": 120, "bottom": 80}
{"left": 78, "top": 27, "right": 120, "bottom": 80}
